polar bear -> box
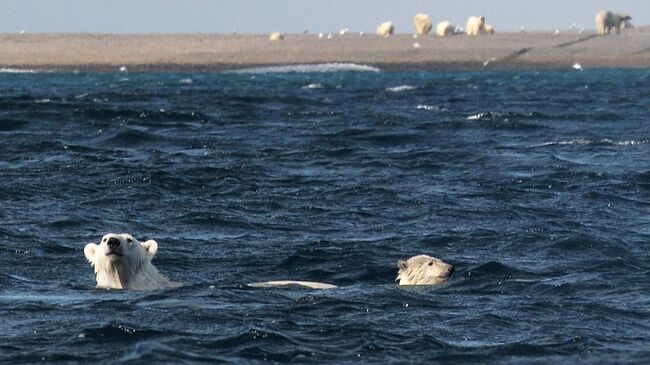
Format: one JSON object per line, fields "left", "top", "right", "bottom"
{"left": 269, "top": 32, "right": 284, "bottom": 41}
{"left": 413, "top": 13, "right": 432, "bottom": 35}
{"left": 595, "top": 11, "right": 632, "bottom": 35}
{"left": 436, "top": 21, "right": 456, "bottom": 36}
{"left": 84, "top": 233, "right": 179, "bottom": 290}
{"left": 377, "top": 21, "right": 394, "bottom": 38}
{"left": 621, "top": 19, "right": 634, "bottom": 29}
{"left": 249, "top": 254, "right": 454, "bottom": 289}
{"left": 484, "top": 24, "right": 495, "bottom": 34}
{"left": 466, "top": 16, "right": 487, "bottom": 36}
{"left": 396, "top": 255, "right": 455, "bottom": 285}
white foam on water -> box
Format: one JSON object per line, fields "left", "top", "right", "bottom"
{"left": 179, "top": 78, "right": 193, "bottom": 84}
{"left": 416, "top": 104, "right": 435, "bottom": 110}
{"left": 535, "top": 139, "right": 649, "bottom": 147}
{"left": 302, "top": 83, "right": 323, "bottom": 89}
{"left": 467, "top": 113, "right": 486, "bottom": 120}
{"left": 230, "top": 63, "right": 381, "bottom": 74}
{"left": 386, "top": 85, "right": 416, "bottom": 92}
{"left": 0, "top": 68, "right": 50, "bottom": 74}
{"left": 466, "top": 111, "right": 510, "bottom": 121}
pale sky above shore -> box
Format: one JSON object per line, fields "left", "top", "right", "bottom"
{"left": 1, "top": 0, "right": 648, "bottom": 34}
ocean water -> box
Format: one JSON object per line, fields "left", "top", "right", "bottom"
{"left": 1, "top": 66, "right": 650, "bottom": 364}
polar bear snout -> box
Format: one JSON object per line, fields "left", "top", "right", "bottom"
{"left": 105, "top": 236, "right": 123, "bottom": 256}
{"left": 107, "top": 237, "right": 120, "bottom": 249}
{"left": 442, "top": 265, "right": 455, "bottom": 278}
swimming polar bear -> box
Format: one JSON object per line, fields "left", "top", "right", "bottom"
{"left": 84, "top": 233, "right": 180, "bottom": 290}
{"left": 248, "top": 254, "right": 454, "bottom": 289}
{"left": 396, "top": 254, "right": 455, "bottom": 285}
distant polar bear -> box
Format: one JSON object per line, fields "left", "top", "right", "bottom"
{"left": 413, "top": 13, "right": 432, "bottom": 35}
{"left": 484, "top": 24, "right": 495, "bottom": 34}
{"left": 396, "top": 255, "right": 455, "bottom": 285}
{"left": 377, "top": 21, "right": 394, "bottom": 38}
{"left": 621, "top": 19, "right": 634, "bottom": 29}
{"left": 466, "top": 16, "right": 487, "bottom": 36}
{"left": 84, "top": 233, "right": 179, "bottom": 290}
{"left": 595, "top": 11, "right": 632, "bottom": 35}
{"left": 436, "top": 21, "right": 456, "bottom": 36}
{"left": 269, "top": 32, "right": 284, "bottom": 41}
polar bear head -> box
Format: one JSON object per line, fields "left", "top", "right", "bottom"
{"left": 396, "top": 255, "right": 455, "bottom": 286}
{"left": 84, "top": 233, "right": 160, "bottom": 289}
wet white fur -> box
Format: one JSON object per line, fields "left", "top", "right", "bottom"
{"left": 396, "top": 255, "right": 454, "bottom": 286}
{"left": 250, "top": 255, "right": 453, "bottom": 289}
{"left": 247, "top": 280, "right": 337, "bottom": 289}
{"left": 84, "top": 233, "right": 179, "bottom": 290}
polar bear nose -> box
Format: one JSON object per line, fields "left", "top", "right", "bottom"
{"left": 447, "top": 265, "right": 455, "bottom": 275}
{"left": 107, "top": 237, "right": 120, "bottom": 249}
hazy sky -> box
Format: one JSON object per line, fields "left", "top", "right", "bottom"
{"left": 1, "top": 0, "right": 648, "bottom": 34}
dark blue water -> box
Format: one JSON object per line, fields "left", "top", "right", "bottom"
{"left": 1, "top": 66, "right": 650, "bottom": 364}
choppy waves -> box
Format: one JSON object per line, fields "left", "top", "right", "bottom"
{"left": 1, "top": 69, "right": 650, "bottom": 364}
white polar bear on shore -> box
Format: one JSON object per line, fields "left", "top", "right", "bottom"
{"left": 396, "top": 255, "right": 455, "bottom": 285}
{"left": 84, "top": 233, "right": 179, "bottom": 290}
{"left": 595, "top": 11, "right": 632, "bottom": 35}
{"left": 413, "top": 14, "right": 432, "bottom": 36}
{"left": 269, "top": 32, "right": 284, "bottom": 41}
{"left": 621, "top": 19, "right": 634, "bottom": 29}
{"left": 377, "top": 21, "right": 394, "bottom": 38}
{"left": 466, "top": 16, "right": 488, "bottom": 36}
{"left": 436, "top": 21, "right": 456, "bottom": 36}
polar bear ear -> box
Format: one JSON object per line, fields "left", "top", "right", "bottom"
{"left": 84, "top": 243, "right": 97, "bottom": 263}
{"left": 398, "top": 260, "right": 408, "bottom": 270}
{"left": 142, "top": 240, "right": 158, "bottom": 256}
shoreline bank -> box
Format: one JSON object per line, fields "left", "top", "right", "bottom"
{"left": 1, "top": 30, "right": 649, "bottom": 72}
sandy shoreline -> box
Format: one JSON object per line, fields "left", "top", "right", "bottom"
{"left": 1, "top": 29, "right": 649, "bottom": 72}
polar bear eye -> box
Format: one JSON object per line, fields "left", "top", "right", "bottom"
{"left": 428, "top": 261, "right": 433, "bottom": 266}
{"left": 126, "top": 238, "right": 133, "bottom": 243}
